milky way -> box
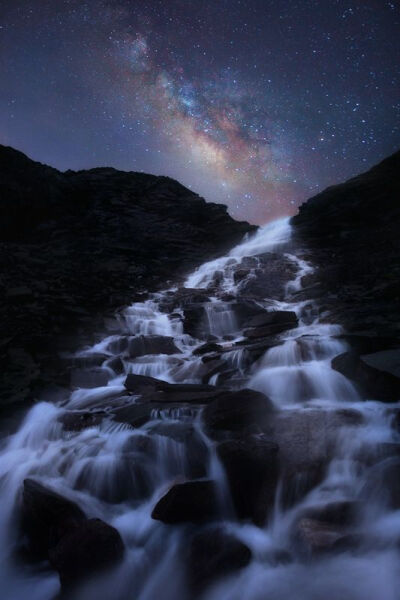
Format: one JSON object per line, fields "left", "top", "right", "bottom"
{"left": 0, "top": 0, "right": 399, "bottom": 223}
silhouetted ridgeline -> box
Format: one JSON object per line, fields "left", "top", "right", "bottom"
{"left": 0, "top": 145, "right": 255, "bottom": 410}
{"left": 291, "top": 150, "right": 400, "bottom": 399}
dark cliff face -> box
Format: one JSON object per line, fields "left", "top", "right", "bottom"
{"left": 291, "top": 150, "right": 400, "bottom": 396}
{"left": 0, "top": 145, "right": 255, "bottom": 411}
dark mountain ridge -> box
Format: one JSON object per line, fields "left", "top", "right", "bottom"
{"left": 0, "top": 145, "right": 254, "bottom": 410}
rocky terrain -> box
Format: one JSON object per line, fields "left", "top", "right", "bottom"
{"left": 291, "top": 150, "right": 400, "bottom": 401}
{"left": 0, "top": 145, "right": 254, "bottom": 414}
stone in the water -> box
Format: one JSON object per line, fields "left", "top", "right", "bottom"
{"left": 217, "top": 434, "right": 279, "bottom": 525}
{"left": 128, "top": 335, "right": 181, "bottom": 358}
{"left": 21, "top": 478, "right": 86, "bottom": 558}
{"left": 332, "top": 350, "right": 400, "bottom": 402}
{"left": 58, "top": 411, "right": 105, "bottom": 432}
{"left": 202, "top": 388, "right": 275, "bottom": 437}
{"left": 151, "top": 480, "right": 218, "bottom": 524}
{"left": 243, "top": 310, "right": 298, "bottom": 330}
{"left": 294, "top": 517, "right": 350, "bottom": 556}
{"left": 49, "top": 518, "right": 124, "bottom": 590}
{"left": 188, "top": 527, "right": 252, "bottom": 593}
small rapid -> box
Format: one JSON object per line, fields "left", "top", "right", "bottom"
{"left": 0, "top": 217, "right": 399, "bottom": 600}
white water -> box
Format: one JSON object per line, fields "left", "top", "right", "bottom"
{"left": 0, "top": 217, "right": 399, "bottom": 599}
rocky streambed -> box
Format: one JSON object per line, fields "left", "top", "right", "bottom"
{"left": 1, "top": 217, "right": 400, "bottom": 600}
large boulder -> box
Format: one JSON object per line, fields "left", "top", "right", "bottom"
{"left": 332, "top": 350, "right": 400, "bottom": 402}
{"left": 21, "top": 478, "right": 86, "bottom": 558}
{"left": 217, "top": 435, "right": 279, "bottom": 525}
{"left": 151, "top": 480, "right": 218, "bottom": 524}
{"left": 202, "top": 389, "right": 275, "bottom": 437}
{"left": 21, "top": 479, "right": 124, "bottom": 589}
{"left": 188, "top": 528, "right": 252, "bottom": 593}
{"left": 49, "top": 518, "right": 124, "bottom": 590}
{"left": 268, "top": 408, "right": 364, "bottom": 506}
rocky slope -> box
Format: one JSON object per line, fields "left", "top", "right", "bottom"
{"left": 291, "top": 150, "right": 400, "bottom": 399}
{"left": 0, "top": 145, "right": 255, "bottom": 412}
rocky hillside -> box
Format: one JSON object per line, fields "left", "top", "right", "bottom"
{"left": 0, "top": 145, "right": 255, "bottom": 411}
{"left": 291, "top": 150, "right": 400, "bottom": 400}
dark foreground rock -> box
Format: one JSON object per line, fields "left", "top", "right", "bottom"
{"left": 151, "top": 480, "right": 218, "bottom": 524}
{"left": 0, "top": 144, "right": 255, "bottom": 412}
{"left": 217, "top": 435, "right": 279, "bottom": 525}
{"left": 188, "top": 528, "right": 252, "bottom": 593}
{"left": 21, "top": 479, "right": 124, "bottom": 590}
{"left": 332, "top": 350, "right": 400, "bottom": 402}
{"left": 22, "top": 478, "right": 86, "bottom": 558}
{"left": 49, "top": 518, "right": 124, "bottom": 590}
{"left": 202, "top": 388, "right": 275, "bottom": 437}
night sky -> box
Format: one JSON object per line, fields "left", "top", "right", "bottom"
{"left": 0, "top": 1, "right": 399, "bottom": 223}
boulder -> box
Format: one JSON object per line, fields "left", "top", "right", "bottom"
{"left": 217, "top": 435, "right": 279, "bottom": 525}
{"left": 58, "top": 411, "right": 105, "bottom": 432}
{"left": 193, "top": 342, "right": 223, "bottom": 356}
{"left": 21, "top": 479, "right": 86, "bottom": 558}
{"left": 202, "top": 389, "right": 275, "bottom": 437}
{"left": 49, "top": 518, "right": 124, "bottom": 590}
{"left": 243, "top": 310, "right": 298, "bottom": 330}
{"left": 128, "top": 335, "right": 181, "bottom": 358}
{"left": 332, "top": 350, "right": 400, "bottom": 402}
{"left": 124, "top": 374, "right": 225, "bottom": 404}
{"left": 268, "top": 409, "right": 364, "bottom": 506}
{"left": 360, "top": 457, "right": 400, "bottom": 509}
{"left": 293, "top": 517, "right": 350, "bottom": 556}
{"left": 188, "top": 528, "right": 252, "bottom": 593}
{"left": 243, "top": 311, "right": 298, "bottom": 339}
{"left": 151, "top": 480, "right": 218, "bottom": 524}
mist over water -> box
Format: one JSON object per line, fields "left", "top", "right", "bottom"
{"left": 0, "top": 217, "right": 399, "bottom": 599}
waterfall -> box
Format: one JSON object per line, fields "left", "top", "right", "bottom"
{"left": 0, "top": 217, "right": 398, "bottom": 600}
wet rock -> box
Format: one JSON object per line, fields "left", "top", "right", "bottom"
{"left": 21, "top": 479, "right": 86, "bottom": 558}
{"left": 269, "top": 409, "right": 364, "bottom": 506}
{"left": 243, "top": 310, "right": 298, "bottom": 330}
{"left": 58, "top": 411, "right": 105, "bottom": 432}
{"left": 49, "top": 518, "right": 124, "bottom": 590}
{"left": 148, "top": 422, "right": 209, "bottom": 478}
{"left": 183, "top": 305, "right": 206, "bottom": 338}
{"left": 217, "top": 434, "right": 279, "bottom": 525}
{"left": 74, "top": 456, "right": 153, "bottom": 503}
{"left": 151, "top": 480, "right": 218, "bottom": 524}
{"left": 238, "top": 253, "right": 298, "bottom": 300}
{"left": 128, "top": 335, "right": 181, "bottom": 358}
{"left": 193, "top": 342, "right": 223, "bottom": 356}
{"left": 298, "top": 500, "right": 361, "bottom": 527}
{"left": 202, "top": 388, "right": 275, "bottom": 437}
{"left": 106, "top": 355, "right": 125, "bottom": 374}
{"left": 188, "top": 527, "right": 252, "bottom": 593}
{"left": 243, "top": 311, "right": 298, "bottom": 339}
{"left": 361, "top": 458, "right": 400, "bottom": 509}
{"left": 332, "top": 350, "right": 400, "bottom": 402}
{"left": 124, "top": 374, "right": 225, "bottom": 404}
{"left": 293, "top": 517, "right": 349, "bottom": 556}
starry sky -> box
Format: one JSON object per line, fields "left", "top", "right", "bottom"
{"left": 0, "top": 1, "right": 399, "bottom": 223}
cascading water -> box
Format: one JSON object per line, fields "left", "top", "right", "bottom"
{"left": 0, "top": 217, "right": 399, "bottom": 600}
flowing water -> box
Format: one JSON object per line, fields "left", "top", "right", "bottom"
{"left": 0, "top": 217, "right": 399, "bottom": 599}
